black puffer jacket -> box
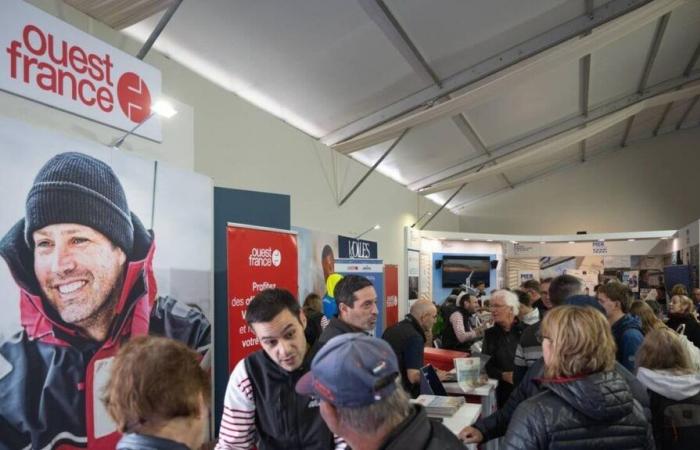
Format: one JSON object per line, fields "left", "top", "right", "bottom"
{"left": 502, "top": 371, "right": 653, "bottom": 450}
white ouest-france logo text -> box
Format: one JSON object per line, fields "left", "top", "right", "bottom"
{"left": 248, "top": 247, "right": 282, "bottom": 267}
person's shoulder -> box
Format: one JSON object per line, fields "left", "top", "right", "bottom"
{"left": 516, "top": 389, "right": 559, "bottom": 417}
{"left": 426, "top": 420, "right": 464, "bottom": 449}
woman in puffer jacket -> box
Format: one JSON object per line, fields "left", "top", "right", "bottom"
{"left": 637, "top": 327, "right": 700, "bottom": 450}
{"left": 502, "top": 306, "right": 653, "bottom": 450}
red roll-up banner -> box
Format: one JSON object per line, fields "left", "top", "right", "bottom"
{"left": 385, "top": 264, "right": 399, "bottom": 328}
{"left": 227, "top": 223, "right": 298, "bottom": 372}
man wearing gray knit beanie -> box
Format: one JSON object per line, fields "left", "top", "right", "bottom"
{"left": 0, "top": 152, "right": 211, "bottom": 450}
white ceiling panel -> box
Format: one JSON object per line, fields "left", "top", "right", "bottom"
{"left": 352, "top": 118, "right": 481, "bottom": 186}
{"left": 502, "top": 143, "right": 580, "bottom": 183}
{"left": 682, "top": 101, "right": 700, "bottom": 129}
{"left": 123, "top": 0, "right": 430, "bottom": 137}
{"left": 656, "top": 98, "right": 698, "bottom": 134}
{"left": 646, "top": 2, "right": 700, "bottom": 86}
{"left": 626, "top": 104, "right": 667, "bottom": 144}
{"left": 384, "top": 0, "right": 582, "bottom": 80}
{"left": 589, "top": 19, "right": 657, "bottom": 108}
{"left": 461, "top": 61, "right": 580, "bottom": 148}
{"left": 584, "top": 121, "right": 628, "bottom": 158}
{"left": 428, "top": 174, "right": 509, "bottom": 210}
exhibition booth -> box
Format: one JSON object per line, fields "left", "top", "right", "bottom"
{"left": 2, "top": 1, "right": 698, "bottom": 448}
{"left": 404, "top": 222, "right": 699, "bottom": 307}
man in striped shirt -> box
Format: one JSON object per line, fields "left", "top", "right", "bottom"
{"left": 216, "top": 289, "right": 344, "bottom": 450}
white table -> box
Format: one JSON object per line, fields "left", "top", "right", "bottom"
{"left": 441, "top": 402, "right": 482, "bottom": 436}
{"left": 435, "top": 402, "right": 482, "bottom": 449}
{"left": 443, "top": 379, "right": 500, "bottom": 450}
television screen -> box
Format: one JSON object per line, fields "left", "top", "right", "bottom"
{"left": 442, "top": 255, "right": 491, "bottom": 288}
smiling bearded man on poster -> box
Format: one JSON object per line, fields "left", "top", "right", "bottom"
{"left": 0, "top": 152, "right": 211, "bottom": 450}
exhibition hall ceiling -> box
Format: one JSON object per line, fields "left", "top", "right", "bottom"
{"left": 105, "top": 0, "right": 699, "bottom": 216}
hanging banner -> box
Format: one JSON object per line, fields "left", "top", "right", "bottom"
{"left": 0, "top": 0, "right": 162, "bottom": 141}
{"left": 0, "top": 118, "right": 212, "bottom": 449}
{"left": 338, "top": 235, "right": 378, "bottom": 259}
{"left": 385, "top": 265, "right": 399, "bottom": 328}
{"left": 335, "top": 258, "right": 385, "bottom": 336}
{"left": 226, "top": 223, "right": 298, "bottom": 372}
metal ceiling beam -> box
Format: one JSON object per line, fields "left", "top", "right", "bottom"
{"left": 451, "top": 112, "right": 513, "bottom": 189}
{"left": 579, "top": 54, "right": 591, "bottom": 160}
{"left": 357, "top": 0, "right": 440, "bottom": 86}
{"left": 136, "top": 0, "right": 183, "bottom": 60}
{"left": 622, "top": 12, "right": 670, "bottom": 147}
{"left": 675, "top": 95, "right": 700, "bottom": 130}
{"left": 338, "top": 129, "right": 409, "bottom": 207}
{"left": 450, "top": 126, "right": 695, "bottom": 212}
{"left": 684, "top": 41, "right": 700, "bottom": 77}
{"left": 324, "top": 0, "right": 683, "bottom": 151}
{"left": 419, "top": 184, "right": 466, "bottom": 230}
{"left": 409, "top": 71, "right": 700, "bottom": 191}
{"left": 419, "top": 78, "right": 700, "bottom": 195}
{"left": 652, "top": 38, "right": 700, "bottom": 135}
{"left": 358, "top": 0, "right": 517, "bottom": 198}
{"left": 652, "top": 102, "right": 673, "bottom": 135}
{"left": 579, "top": 0, "right": 594, "bottom": 162}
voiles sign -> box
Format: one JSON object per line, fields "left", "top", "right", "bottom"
{"left": 0, "top": 1, "right": 162, "bottom": 141}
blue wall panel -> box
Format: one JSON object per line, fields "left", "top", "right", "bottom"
{"left": 213, "top": 187, "right": 290, "bottom": 432}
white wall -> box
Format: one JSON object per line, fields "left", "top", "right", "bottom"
{"left": 459, "top": 127, "right": 700, "bottom": 235}
{"left": 3, "top": 1, "right": 461, "bottom": 315}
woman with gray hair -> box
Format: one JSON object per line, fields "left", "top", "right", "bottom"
{"left": 482, "top": 289, "right": 527, "bottom": 408}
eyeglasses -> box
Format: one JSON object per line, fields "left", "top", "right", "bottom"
{"left": 489, "top": 303, "right": 507, "bottom": 309}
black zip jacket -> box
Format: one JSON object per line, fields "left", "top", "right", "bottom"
{"left": 244, "top": 351, "right": 335, "bottom": 450}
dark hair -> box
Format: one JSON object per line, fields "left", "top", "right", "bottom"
{"left": 450, "top": 287, "right": 464, "bottom": 296}
{"left": 598, "top": 281, "right": 632, "bottom": 313}
{"left": 549, "top": 275, "right": 583, "bottom": 307}
{"left": 322, "top": 245, "right": 334, "bottom": 261}
{"left": 513, "top": 289, "right": 531, "bottom": 306}
{"left": 541, "top": 277, "right": 553, "bottom": 284}
{"left": 335, "top": 275, "right": 373, "bottom": 308}
{"left": 522, "top": 279, "right": 541, "bottom": 291}
{"left": 245, "top": 289, "right": 301, "bottom": 324}
{"left": 303, "top": 293, "right": 322, "bottom": 316}
{"left": 443, "top": 295, "right": 457, "bottom": 308}
{"left": 475, "top": 281, "right": 486, "bottom": 287}
{"left": 102, "top": 336, "right": 210, "bottom": 433}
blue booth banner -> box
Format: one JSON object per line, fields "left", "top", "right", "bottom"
{"left": 335, "top": 258, "right": 384, "bottom": 336}
{"left": 338, "top": 235, "right": 378, "bottom": 259}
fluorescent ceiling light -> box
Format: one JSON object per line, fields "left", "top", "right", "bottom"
{"left": 540, "top": 241, "right": 546, "bottom": 244}
{"left": 628, "top": 238, "right": 636, "bottom": 242}
{"left": 568, "top": 241, "right": 575, "bottom": 244}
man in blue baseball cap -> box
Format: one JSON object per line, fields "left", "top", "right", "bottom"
{"left": 296, "top": 333, "right": 463, "bottom": 449}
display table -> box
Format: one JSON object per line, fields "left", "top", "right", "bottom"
{"left": 417, "top": 402, "right": 481, "bottom": 449}
{"left": 444, "top": 379, "right": 499, "bottom": 450}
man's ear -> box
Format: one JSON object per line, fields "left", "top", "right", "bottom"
{"left": 319, "top": 400, "right": 340, "bottom": 433}
{"left": 299, "top": 309, "right": 307, "bottom": 329}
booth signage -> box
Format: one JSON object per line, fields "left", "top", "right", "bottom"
{"left": 226, "top": 224, "right": 298, "bottom": 372}
{"left": 384, "top": 265, "right": 399, "bottom": 328}
{"left": 338, "top": 235, "right": 378, "bottom": 259}
{"left": 0, "top": 1, "right": 162, "bottom": 141}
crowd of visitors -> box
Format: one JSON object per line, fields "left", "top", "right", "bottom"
{"left": 101, "top": 271, "right": 700, "bottom": 450}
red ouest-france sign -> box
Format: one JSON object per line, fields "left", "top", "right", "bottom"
{"left": 227, "top": 223, "right": 299, "bottom": 372}
{"left": 0, "top": 0, "right": 162, "bottom": 141}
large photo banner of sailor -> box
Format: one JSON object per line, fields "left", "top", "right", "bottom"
{"left": 0, "top": 117, "right": 213, "bottom": 450}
